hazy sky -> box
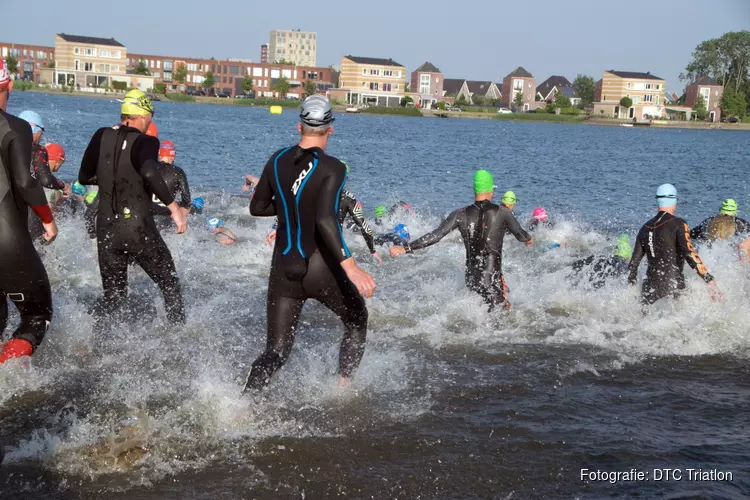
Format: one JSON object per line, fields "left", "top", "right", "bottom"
{"left": 4, "top": 0, "right": 749, "bottom": 91}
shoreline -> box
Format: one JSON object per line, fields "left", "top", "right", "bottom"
{"left": 18, "top": 88, "right": 750, "bottom": 130}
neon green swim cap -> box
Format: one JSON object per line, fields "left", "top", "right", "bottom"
{"left": 614, "top": 234, "right": 633, "bottom": 259}
{"left": 84, "top": 189, "right": 99, "bottom": 205}
{"left": 720, "top": 198, "right": 738, "bottom": 216}
{"left": 375, "top": 206, "right": 386, "bottom": 218}
{"left": 501, "top": 191, "right": 517, "bottom": 204}
{"left": 120, "top": 89, "right": 154, "bottom": 116}
{"left": 473, "top": 170, "right": 495, "bottom": 194}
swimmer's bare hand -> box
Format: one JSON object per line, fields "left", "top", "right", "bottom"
{"left": 389, "top": 246, "right": 406, "bottom": 258}
{"left": 707, "top": 281, "right": 725, "bottom": 303}
{"left": 372, "top": 252, "right": 383, "bottom": 265}
{"left": 42, "top": 220, "right": 58, "bottom": 243}
{"left": 168, "top": 201, "right": 187, "bottom": 234}
{"left": 341, "top": 258, "right": 376, "bottom": 298}
{"left": 62, "top": 183, "right": 72, "bottom": 197}
{"left": 265, "top": 229, "right": 277, "bottom": 246}
{"left": 525, "top": 237, "right": 534, "bottom": 247}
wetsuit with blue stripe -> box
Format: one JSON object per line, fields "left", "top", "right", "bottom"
{"left": 245, "top": 145, "right": 368, "bottom": 390}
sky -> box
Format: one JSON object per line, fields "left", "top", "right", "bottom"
{"left": 3, "top": 0, "right": 749, "bottom": 92}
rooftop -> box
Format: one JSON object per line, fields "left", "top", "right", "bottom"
{"left": 693, "top": 75, "right": 721, "bottom": 86}
{"left": 536, "top": 75, "right": 572, "bottom": 97}
{"left": 506, "top": 66, "right": 534, "bottom": 78}
{"left": 57, "top": 33, "right": 124, "bottom": 47}
{"left": 607, "top": 70, "right": 663, "bottom": 81}
{"left": 443, "top": 78, "right": 465, "bottom": 95}
{"left": 414, "top": 61, "right": 441, "bottom": 73}
{"left": 466, "top": 80, "right": 494, "bottom": 94}
{"left": 344, "top": 55, "right": 404, "bottom": 67}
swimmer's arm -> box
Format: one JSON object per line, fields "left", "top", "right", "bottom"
{"left": 736, "top": 217, "right": 750, "bottom": 236}
{"left": 35, "top": 148, "right": 65, "bottom": 191}
{"left": 678, "top": 222, "right": 714, "bottom": 282}
{"left": 316, "top": 167, "right": 351, "bottom": 262}
{"left": 406, "top": 209, "right": 460, "bottom": 253}
{"left": 249, "top": 162, "right": 276, "bottom": 217}
{"left": 9, "top": 125, "right": 53, "bottom": 223}
{"left": 689, "top": 220, "right": 706, "bottom": 241}
{"left": 133, "top": 136, "right": 175, "bottom": 206}
{"left": 350, "top": 200, "right": 377, "bottom": 254}
{"left": 627, "top": 230, "right": 646, "bottom": 285}
{"left": 571, "top": 255, "right": 595, "bottom": 272}
{"left": 505, "top": 211, "right": 531, "bottom": 243}
{"left": 176, "top": 167, "right": 192, "bottom": 208}
{"left": 79, "top": 128, "right": 105, "bottom": 185}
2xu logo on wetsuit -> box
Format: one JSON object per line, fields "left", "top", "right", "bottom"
{"left": 292, "top": 162, "right": 315, "bottom": 196}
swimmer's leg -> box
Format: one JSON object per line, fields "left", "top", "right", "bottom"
{"left": 134, "top": 239, "right": 185, "bottom": 324}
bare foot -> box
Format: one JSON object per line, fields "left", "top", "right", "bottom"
{"left": 338, "top": 376, "right": 351, "bottom": 388}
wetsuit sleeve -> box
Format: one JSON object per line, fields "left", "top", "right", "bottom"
{"left": 628, "top": 229, "right": 646, "bottom": 285}
{"left": 249, "top": 157, "right": 277, "bottom": 217}
{"left": 84, "top": 196, "right": 98, "bottom": 239}
{"left": 736, "top": 217, "right": 750, "bottom": 235}
{"left": 8, "top": 124, "right": 53, "bottom": 223}
{"left": 176, "top": 167, "right": 192, "bottom": 208}
{"left": 348, "top": 197, "right": 376, "bottom": 254}
{"left": 571, "top": 255, "right": 596, "bottom": 272}
{"left": 677, "top": 221, "right": 713, "bottom": 282}
{"left": 35, "top": 147, "right": 65, "bottom": 190}
{"left": 689, "top": 219, "right": 707, "bottom": 241}
{"left": 79, "top": 128, "right": 105, "bottom": 185}
{"left": 316, "top": 164, "right": 351, "bottom": 262}
{"left": 132, "top": 136, "right": 175, "bottom": 206}
{"left": 407, "top": 209, "right": 461, "bottom": 253}
{"left": 504, "top": 211, "right": 532, "bottom": 243}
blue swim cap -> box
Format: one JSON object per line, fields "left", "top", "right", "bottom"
{"left": 71, "top": 181, "right": 87, "bottom": 196}
{"left": 394, "top": 224, "right": 410, "bottom": 242}
{"left": 192, "top": 197, "right": 205, "bottom": 210}
{"left": 19, "top": 110, "right": 44, "bottom": 133}
{"left": 206, "top": 217, "right": 223, "bottom": 229}
{"left": 656, "top": 184, "right": 677, "bottom": 207}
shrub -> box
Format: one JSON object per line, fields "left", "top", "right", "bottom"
{"left": 167, "top": 93, "right": 196, "bottom": 102}
{"left": 362, "top": 106, "right": 422, "bottom": 117}
{"left": 559, "top": 107, "right": 583, "bottom": 115}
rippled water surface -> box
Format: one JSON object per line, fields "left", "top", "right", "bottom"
{"left": 1, "top": 92, "right": 749, "bottom": 499}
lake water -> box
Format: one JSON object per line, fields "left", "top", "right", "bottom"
{"left": 1, "top": 92, "right": 749, "bottom": 499}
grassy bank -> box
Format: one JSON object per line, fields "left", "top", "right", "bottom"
{"left": 493, "top": 112, "right": 586, "bottom": 123}
{"left": 166, "top": 93, "right": 195, "bottom": 103}
{"left": 362, "top": 106, "right": 423, "bottom": 117}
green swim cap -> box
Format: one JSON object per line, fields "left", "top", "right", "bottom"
{"left": 614, "top": 234, "right": 633, "bottom": 259}
{"left": 84, "top": 189, "right": 99, "bottom": 205}
{"left": 720, "top": 198, "right": 738, "bottom": 216}
{"left": 375, "top": 205, "right": 386, "bottom": 218}
{"left": 473, "top": 170, "right": 495, "bottom": 194}
{"left": 501, "top": 191, "right": 517, "bottom": 204}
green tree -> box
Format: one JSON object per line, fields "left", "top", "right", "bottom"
{"left": 303, "top": 80, "right": 316, "bottom": 97}
{"left": 275, "top": 59, "right": 295, "bottom": 66}
{"left": 693, "top": 94, "right": 707, "bottom": 120}
{"left": 45, "top": 60, "right": 55, "bottom": 69}
{"left": 473, "top": 95, "right": 487, "bottom": 107}
{"left": 173, "top": 63, "right": 188, "bottom": 85}
{"left": 435, "top": 101, "right": 447, "bottom": 110}
{"left": 405, "top": 83, "right": 410, "bottom": 93}
{"left": 5, "top": 55, "right": 18, "bottom": 75}
{"left": 134, "top": 59, "right": 150, "bottom": 76}
{"left": 242, "top": 76, "right": 254, "bottom": 94}
{"left": 273, "top": 76, "right": 290, "bottom": 99}
{"left": 721, "top": 87, "right": 748, "bottom": 117}
{"left": 555, "top": 89, "right": 572, "bottom": 108}
{"left": 400, "top": 96, "right": 414, "bottom": 107}
{"left": 455, "top": 94, "right": 467, "bottom": 105}
{"left": 572, "top": 74, "right": 596, "bottom": 105}
{"left": 202, "top": 71, "right": 215, "bottom": 90}
{"left": 681, "top": 31, "right": 750, "bottom": 92}
{"left": 513, "top": 90, "right": 525, "bottom": 110}
{"left": 154, "top": 82, "right": 167, "bottom": 95}
{"left": 620, "top": 96, "right": 633, "bottom": 109}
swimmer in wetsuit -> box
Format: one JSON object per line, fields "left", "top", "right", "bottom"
{"left": 0, "top": 62, "right": 59, "bottom": 364}
{"left": 151, "top": 140, "right": 196, "bottom": 229}
{"left": 390, "top": 172, "right": 533, "bottom": 310}
{"left": 244, "top": 95, "right": 376, "bottom": 392}
{"left": 628, "top": 184, "right": 720, "bottom": 305}
{"left": 690, "top": 199, "right": 750, "bottom": 245}
{"left": 373, "top": 223, "right": 410, "bottom": 247}
{"left": 528, "top": 207, "right": 554, "bottom": 232}
{"left": 570, "top": 234, "right": 632, "bottom": 289}
{"left": 78, "top": 90, "right": 188, "bottom": 328}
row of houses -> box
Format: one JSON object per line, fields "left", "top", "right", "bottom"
{"left": 0, "top": 34, "right": 335, "bottom": 98}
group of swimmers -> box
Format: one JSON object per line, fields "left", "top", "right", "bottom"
{"left": 0, "top": 54, "right": 745, "bottom": 394}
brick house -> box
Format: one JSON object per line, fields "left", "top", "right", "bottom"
{"left": 0, "top": 42, "right": 55, "bottom": 83}
{"left": 536, "top": 75, "right": 579, "bottom": 106}
{"left": 411, "top": 61, "right": 444, "bottom": 108}
{"left": 501, "top": 66, "right": 536, "bottom": 111}
{"left": 685, "top": 76, "right": 723, "bottom": 122}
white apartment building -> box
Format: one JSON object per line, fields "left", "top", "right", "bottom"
{"left": 267, "top": 29, "right": 317, "bottom": 67}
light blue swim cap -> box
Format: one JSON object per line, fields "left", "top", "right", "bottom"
{"left": 19, "top": 110, "right": 44, "bottom": 133}
{"left": 656, "top": 184, "right": 677, "bottom": 207}
{"left": 192, "top": 197, "right": 205, "bottom": 210}
{"left": 206, "top": 217, "right": 223, "bottom": 229}
{"left": 394, "top": 224, "right": 410, "bottom": 242}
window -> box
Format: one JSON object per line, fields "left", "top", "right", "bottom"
{"left": 100, "top": 49, "right": 111, "bottom": 58}
{"left": 308, "top": 71, "right": 317, "bottom": 80}
{"left": 362, "top": 82, "right": 366, "bottom": 87}
{"left": 369, "top": 68, "right": 380, "bottom": 76}
{"left": 627, "top": 82, "right": 633, "bottom": 89}
{"left": 282, "top": 69, "right": 291, "bottom": 78}
{"left": 655, "top": 84, "right": 661, "bottom": 90}
{"left": 163, "top": 72, "right": 172, "bottom": 82}
{"left": 211, "top": 64, "right": 216, "bottom": 72}
{"left": 654, "top": 95, "right": 659, "bottom": 104}
{"left": 420, "top": 74, "right": 430, "bottom": 94}
{"left": 98, "top": 64, "right": 111, "bottom": 73}
{"left": 253, "top": 67, "right": 263, "bottom": 77}
{"left": 383, "top": 70, "right": 393, "bottom": 77}
{"left": 645, "top": 83, "right": 653, "bottom": 90}
{"left": 230, "top": 65, "right": 239, "bottom": 74}
{"left": 153, "top": 72, "right": 160, "bottom": 79}
{"left": 271, "top": 69, "right": 280, "bottom": 78}
{"left": 644, "top": 94, "right": 653, "bottom": 102}
{"left": 383, "top": 83, "right": 392, "bottom": 92}
{"left": 189, "top": 63, "right": 199, "bottom": 72}
{"left": 394, "top": 84, "right": 399, "bottom": 90}
{"left": 370, "top": 82, "right": 379, "bottom": 90}
{"left": 363, "top": 68, "right": 367, "bottom": 75}
{"left": 23, "top": 49, "right": 27, "bottom": 57}
{"left": 223, "top": 65, "right": 228, "bottom": 74}
{"left": 75, "top": 60, "right": 79, "bottom": 71}
{"left": 84, "top": 48, "right": 96, "bottom": 56}
{"left": 150, "top": 60, "right": 155, "bottom": 69}
{"left": 164, "top": 61, "right": 173, "bottom": 71}
{"left": 37, "top": 51, "right": 45, "bottom": 59}
{"left": 222, "top": 76, "right": 227, "bottom": 83}
{"left": 156, "top": 61, "right": 161, "bottom": 69}
{"left": 74, "top": 47, "right": 80, "bottom": 55}
{"left": 84, "top": 62, "right": 94, "bottom": 72}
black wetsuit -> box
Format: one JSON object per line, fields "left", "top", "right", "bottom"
{"left": 245, "top": 145, "right": 367, "bottom": 391}
{"left": 151, "top": 162, "right": 197, "bottom": 230}
{"left": 27, "top": 143, "right": 66, "bottom": 240}
{"left": 0, "top": 110, "right": 54, "bottom": 351}
{"left": 571, "top": 255, "right": 629, "bottom": 289}
{"left": 84, "top": 192, "right": 99, "bottom": 239}
{"left": 690, "top": 215, "right": 750, "bottom": 244}
{"left": 528, "top": 219, "right": 554, "bottom": 232}
{"left": 373, "top": 233, "right": 407, "bottom": 247}
{"left": 405, "top": 201, "right": 531, "bottom": 309}
{"left": 628, "top": 211, "right": 713, "bottom": 305}
{"left": 79, "top": 126, "right": 185, "bottom": 325}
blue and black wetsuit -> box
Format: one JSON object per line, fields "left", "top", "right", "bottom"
{"left": 0, "top": 110, "right": 54, "bottom": 351}
{"left": 245, "top": 145, "right": 367, "bottom": 391}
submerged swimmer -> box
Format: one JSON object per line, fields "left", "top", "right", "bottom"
{"left": 391, "top": 171, "right": 532, "bottom": 310}
{"left": 205, "top": 217, "right": 237, "bottom": 245}
{"left": 628, "top": 184, "right": 721, "bottom": 305}
{"left": 373, "top": 223, "right": 410, "bottom": 247}
{"left": 570, "top": 234, "right": 632, "bottom": 289}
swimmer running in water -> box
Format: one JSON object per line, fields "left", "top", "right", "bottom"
{"left": 0, "top": 60, "right": 59, "bottom": 364}
{"left": 690, "top": 199, "right": 750, "bottom": 245}
{"left": 78, "top": 90, "right": 187, "bottom": 328}
{"left": 628, "top": 184, "right": 721, "bottom": 305}
{"left": 390, "top": 171, "right": 533, "bottom": 310}
{"left": 152, "top": 140, "right": 195, "bottom": 229}
{"left": 244, "top": 95, "right": 375, "bottom": 392}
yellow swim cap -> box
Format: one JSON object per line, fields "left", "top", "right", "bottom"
{"left": 120, "top": 89, "right": 154, "bottom": 116}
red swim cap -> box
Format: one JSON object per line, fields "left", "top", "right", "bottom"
{"left": 159, "top": 140, "right": 176, "bottom": 158}
{"left": 45, "top": 143, "right": 66, "bottom": 162}
{"left": 146, "top": 121, "right": 159, "bottom": 137}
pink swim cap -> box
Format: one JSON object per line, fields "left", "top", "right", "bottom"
{"left": 532, "top": 207, "right": 548, "bottom": 221}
